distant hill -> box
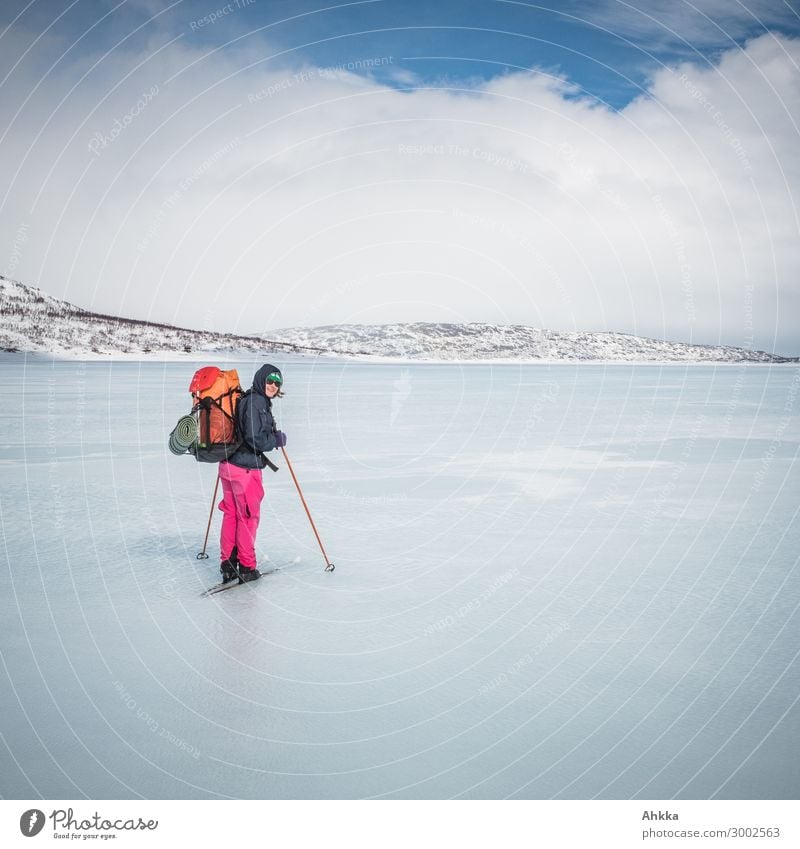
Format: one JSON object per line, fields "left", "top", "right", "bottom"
{"left": 265, "top": 322, "right": 798, "bottom": 363}
{"left": 1, "top": 275, "right": 795, "bottom": 362}
{"left": 0, "top": 276, "right": 321, "bottom": 357}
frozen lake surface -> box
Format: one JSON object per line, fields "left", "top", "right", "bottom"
{"left": 1, "top": 357, "right": 798, "bottom": 799}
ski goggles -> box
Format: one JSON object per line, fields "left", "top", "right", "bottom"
{"left": 266, "top": 372, "right": 283, "bottom": 386}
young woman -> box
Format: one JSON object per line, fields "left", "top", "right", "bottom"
{"left": 218, "top": 363, "right": 287, "bottom": 583}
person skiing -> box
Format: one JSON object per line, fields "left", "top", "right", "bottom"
{"left": 218, "top": 363, "right": 287, "bottom": 583}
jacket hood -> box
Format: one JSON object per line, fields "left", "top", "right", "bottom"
{"left": 252, "top": 363, "right": 282, "bottom": 397}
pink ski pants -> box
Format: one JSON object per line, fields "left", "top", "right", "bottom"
{"left": 218, "top": 461, "right": 265, "bottom": 569}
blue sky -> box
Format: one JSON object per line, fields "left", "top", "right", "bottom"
{"left": 1, "top": 1, "right": 799, "bottom": 352}
{"left": 7, "top": 0, "right": 800, "bottom": 104}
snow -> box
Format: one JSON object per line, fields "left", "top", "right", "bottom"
{"left": 1, "top": 359, "right": 798, "bottom": 799}
{"left": 2, "top": 276, "right": 795, "bottom": 362}
{"left": 267, "top": 322, "right": 798, "bottom": 363}
{"left": 0, "top": 276, "right": 317, "bottom": 359}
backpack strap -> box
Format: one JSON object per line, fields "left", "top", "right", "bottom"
{"left": 234, "top": 390, "right": 279, "bottom": 472}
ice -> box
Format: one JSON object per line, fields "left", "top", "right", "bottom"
{"left": 1, "top": 357, "right": 798, "bottom": 799}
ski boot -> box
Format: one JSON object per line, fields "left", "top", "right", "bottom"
{"left": 236, "top": 565, "right": 261, "bottom": 583}
{"left": 220, "top": 546, "right": 238, "bottom": 583}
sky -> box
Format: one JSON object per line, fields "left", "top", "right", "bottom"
{"left": 1, "top": 0, "right": 799, "bottom": 353}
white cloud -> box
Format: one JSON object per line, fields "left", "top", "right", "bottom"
{"left": 575, "top": 0, "right": 800, "bottom": 48}
{"left": 0, "top": 30, "right": 798, "bottom": 353}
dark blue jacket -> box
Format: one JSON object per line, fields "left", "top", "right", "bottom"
{"left": 227, "top": 363, "right": 282, "bottom": 469}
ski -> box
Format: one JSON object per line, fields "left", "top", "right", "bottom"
{"left": 200, "top": 566, "right": 281, "bottom": 597}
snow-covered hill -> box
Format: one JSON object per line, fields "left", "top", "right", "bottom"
{"left": 0, "top": 276, "right": 319, "bottom": 358}
{"left": 1, "top": 276, "right": 795, "bottom": 361}
{"left": 266, "top": 322, "right": 797, "bottom": 363}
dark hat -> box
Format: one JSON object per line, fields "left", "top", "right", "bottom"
{"left": 252, "top": 363, "right": 283, "bottom": 395}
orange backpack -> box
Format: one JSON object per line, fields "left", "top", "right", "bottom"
{"left": 188, "top": 366, "right": 242, "bottom": 462}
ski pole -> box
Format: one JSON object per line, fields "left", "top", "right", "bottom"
{"left": 280, "top": 446, "right": 335, "bottom": 572}
{"left": 197, "top": 473, "right": 220, "bottom": 560}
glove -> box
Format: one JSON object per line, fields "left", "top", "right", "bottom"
{"left": 273, "top": 430, "right": 287, "bottom": 449}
